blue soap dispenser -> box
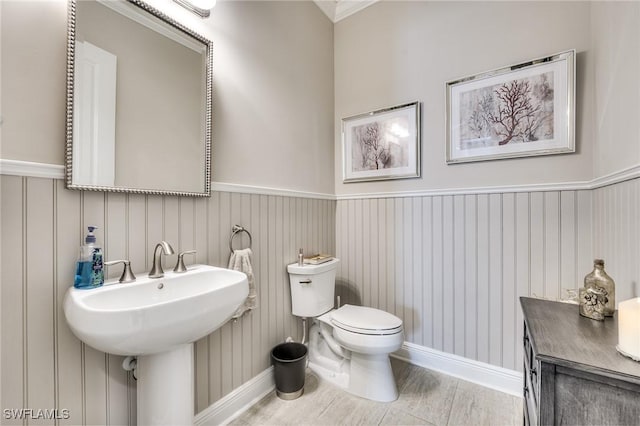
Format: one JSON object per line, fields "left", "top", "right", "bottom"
{"left": 74, "top": 226, "right": 104, "bottom": 289}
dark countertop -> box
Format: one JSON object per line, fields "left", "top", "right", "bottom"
{"left": 520, "top": 296, "right": 640, "bottom": 385}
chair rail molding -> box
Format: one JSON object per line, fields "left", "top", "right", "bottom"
{"left": 0, "top": 159, "right": 65, "bottom": 180}
{"left": 211, "top": 182, "right": 335, "bottom": 200}
{"left": 3, "top": 158, "right": 640, "bottom": 198}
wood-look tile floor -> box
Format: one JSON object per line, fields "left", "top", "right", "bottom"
{"left": 231, "top": 358, "right": 522, "bottom": 426}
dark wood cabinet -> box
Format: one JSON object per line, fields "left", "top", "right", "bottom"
{"left": 520, "top": 297, "right": 640, "bottom": 426}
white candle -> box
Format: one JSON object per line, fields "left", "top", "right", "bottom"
{"left": 618, "top": 297, "right": 640, "bottom": 361}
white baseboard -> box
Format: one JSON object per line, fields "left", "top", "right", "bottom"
{"left": 194, "top": 366, "right": 275, "bottom": 426}
{"left": 194, "top": 342, "right": 522, "bottom": 426}
{"left": 392, "top": 342, "right": 523, "bottom": 397}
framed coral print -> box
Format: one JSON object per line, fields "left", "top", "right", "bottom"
{"left": 446, "top": 50, "right": 575, "bottom": 164}
{"left": 342, "top": 101, "right": 421, "bottom": 183}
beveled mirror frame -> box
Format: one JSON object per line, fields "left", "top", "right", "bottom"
{"left": 65, "top": 0, "right": 213, "bottom": 197}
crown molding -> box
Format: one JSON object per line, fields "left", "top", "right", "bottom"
{"left": 334, "top": 0, "right": 379, "bottom": 22}
{"left": 313, "top": 0, "right": 336, "bottom": 21}
{"left": 313, "top": 0, "right": 379, "bottom": 23}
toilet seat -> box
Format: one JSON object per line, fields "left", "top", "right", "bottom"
{"left": 331, "top": 304, "right": 403, "bottom": 336}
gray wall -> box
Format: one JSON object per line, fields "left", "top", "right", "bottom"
{"left": 1, "top": 0, "right": 335, "bottom": 195}
{"left": 0, "top": 175, "right": 335, "bottom": 424}
{"left": 1, "top": 0, "right": 67, "bottom": 164}
{"left": 208, "top": 0, "right": 335, "bottom": 194}
{"left": 590, "top": 1, "right": 640, "bottom": 303}
{"left": 335, "top": 191, "right": 593, "bottom": 372}
{"left": 591, "top": 1, "right": 640, "bottom": 178}
{"left": 2, "top": 0, "right": 640, "bottom": 423}
{"left": 332, "top": 0, "right": 640, "bottom": 375}
{"left": 593, "top": 179, "right": 640, "bottom": 304}
{"left": 333, "top": 0, "right": 596, "bottom": 374}
{"left": 334, "top": 1, "right": 593, "bottom": 195}
{"left": 1, "top": 0, "right": 335, "bottom": 423}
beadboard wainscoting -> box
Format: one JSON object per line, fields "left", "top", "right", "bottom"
{"left": 0, "top": 175, "right": 335, "bottom": 425}
{"left": 593, "top": 177, "right": 640, "bottom": 303}
{"left": 335, "top": 190, "right": 594, "bottom": 373}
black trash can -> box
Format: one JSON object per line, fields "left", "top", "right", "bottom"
{"left": 271, "top": 342, "right": 308, "bottom": 400}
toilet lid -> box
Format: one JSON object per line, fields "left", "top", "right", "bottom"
{"left": 331, "top": 304, "right": 403, "bottom": 335}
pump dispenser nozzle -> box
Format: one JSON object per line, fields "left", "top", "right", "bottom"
{"left": 85, "top": 226, "right": 98, "bottom": 243}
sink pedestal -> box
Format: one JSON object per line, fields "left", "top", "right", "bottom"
{"left": 137, "top": 344, "right": 194, "bottom": 425}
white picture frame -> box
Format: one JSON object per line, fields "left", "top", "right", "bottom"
{"left": 446, "top": 50, "right": 575, "bottom": 164}
{"left": 342, "top": 102, "right": 421, "bottom": 183}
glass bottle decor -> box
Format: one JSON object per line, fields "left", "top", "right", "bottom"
{"left": 584, "top": 259, "right": 615, "bottom": 316}
{"left": 579, "top": 287, "right": 606, "bottom": 321}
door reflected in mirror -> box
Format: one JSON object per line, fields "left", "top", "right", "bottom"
{"left": 67, "top": 0, "right": 212, "bottom": 196}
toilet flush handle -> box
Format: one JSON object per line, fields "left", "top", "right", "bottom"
{"left": 299, "top": 279, "right": 312, "bottom": 284}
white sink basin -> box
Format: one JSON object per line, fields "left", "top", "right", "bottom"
{"left": 63, "top": 264, "right": 249, "bottom": 356}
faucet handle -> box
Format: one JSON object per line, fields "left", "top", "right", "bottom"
{"left": 105, "top": 260, "right": 137, "bottom": 283}
{"left": 174, "top": 250, "right": 196, "bottom": 273}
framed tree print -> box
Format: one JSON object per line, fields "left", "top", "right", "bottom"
{"left": 446, "top": 50, "right": 575, "bottom": 164}
{"left": 342, "top": 102, "right": 421, "bottom": 183}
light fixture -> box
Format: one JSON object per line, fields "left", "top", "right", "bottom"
{"left": 173, "top": 0, "right": 216, "bottom": 18}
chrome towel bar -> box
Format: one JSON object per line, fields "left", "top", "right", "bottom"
{"left": 229, "top": 225, "right": 252, "bottom": 253}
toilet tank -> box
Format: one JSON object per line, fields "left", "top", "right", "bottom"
{"left": 287, "top": 258, "right": 340, "bottom": 317}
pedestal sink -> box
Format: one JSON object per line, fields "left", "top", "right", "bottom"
{"left": 63, "top": 264, "right": 249, "bottom": 425}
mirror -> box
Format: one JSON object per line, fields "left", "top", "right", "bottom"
{"left": 65, "top": 0, "right": 212, "bottom": 196}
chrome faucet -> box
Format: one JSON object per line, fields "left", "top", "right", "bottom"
{"left": 105, "top": 259, "right": 137, "bottom": 283}
{"left": 149, "top": 241, "right": 175, "bottom": 278}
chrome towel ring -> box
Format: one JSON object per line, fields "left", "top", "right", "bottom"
{"left": 229, "top": 225, "right": 252, "bottom": 253}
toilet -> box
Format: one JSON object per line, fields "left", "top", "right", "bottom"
{"left": 287, "top": 258, "right": 404, "bottom": 402}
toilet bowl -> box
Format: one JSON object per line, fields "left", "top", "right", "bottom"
{"left": 327, "top": 304, "right": 404, "bottom": 354}
{"left": 312, "top": 304, "right": 403, "bottom": 401}
{"left": 287, "top": 259, "right": 404, "bottom": 402}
